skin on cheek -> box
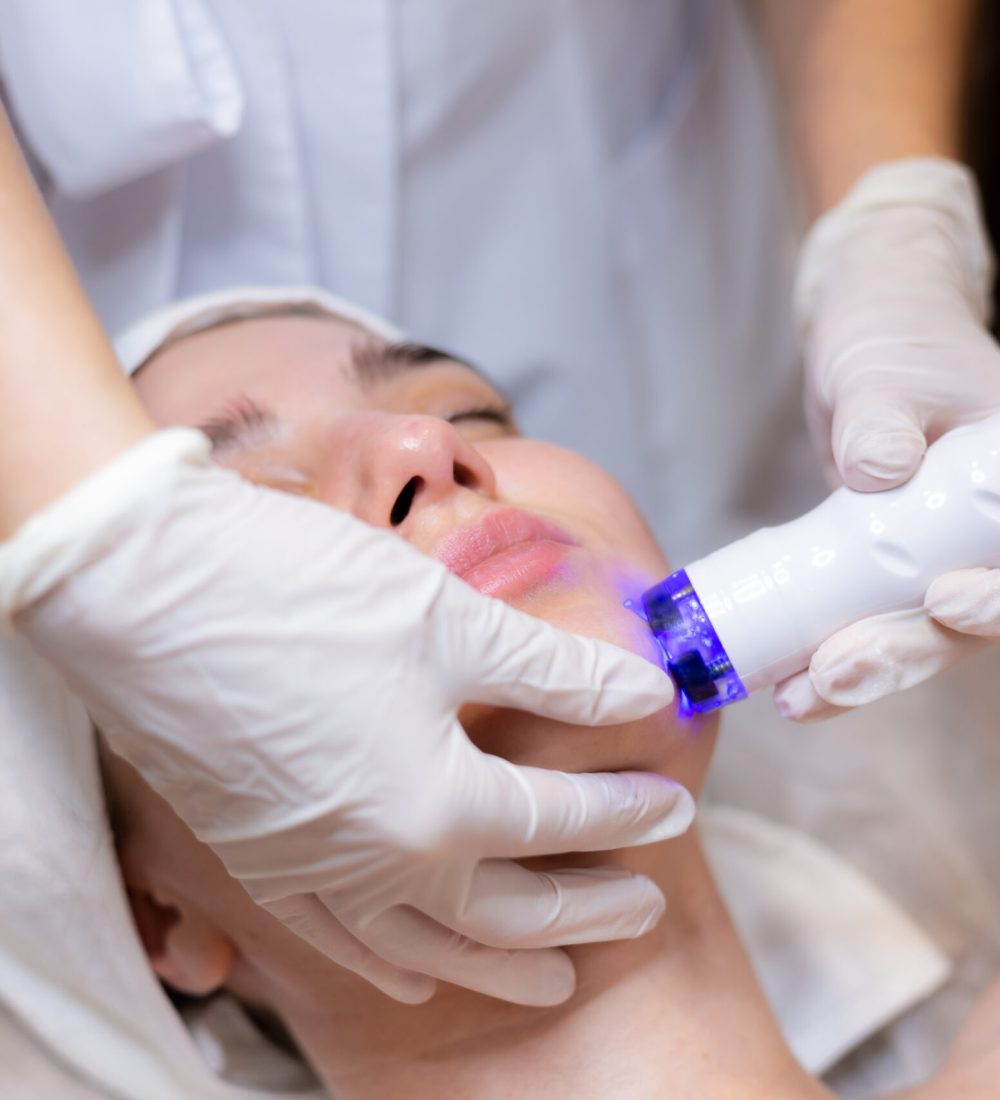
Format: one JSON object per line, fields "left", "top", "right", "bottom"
{"left": 484, "top": 440, "right": 666, "bottom": 573}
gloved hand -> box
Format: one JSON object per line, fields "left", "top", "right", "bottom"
{"left": 777, "top": 157, "right": 1000, "bottom": 721}
{"left": 0, "top": 430, "right": 689, "bottom": 1006}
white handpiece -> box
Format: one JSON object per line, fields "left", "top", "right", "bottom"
{"left": 642, "top": 411, "right": 1000, "bottom": 712}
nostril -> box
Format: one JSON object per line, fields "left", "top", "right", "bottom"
{"left": 391, "top": 477, "right": 422, "bottom": 526}
{"left": 453, "top": 462, "right": 476, "bottom": 488}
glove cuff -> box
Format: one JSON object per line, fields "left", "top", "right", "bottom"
{"left": 795, "top": 157, "right": 995, "bottom": 336}
{"left": 0, "top": 428, "right": 211, "bottom": 624}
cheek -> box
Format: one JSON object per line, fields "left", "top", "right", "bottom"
{"left": 481, "top": 439, "right": 669, "bottom": 645}
{"left": 482, "top": 440, "right": 668, "bottom": 574}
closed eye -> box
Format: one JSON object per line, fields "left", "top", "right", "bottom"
{"left": 446, "top": 407, "right": 512, "bottom": 427}
{"left": 198, "top": 396, "right": 281, "bottom": 453}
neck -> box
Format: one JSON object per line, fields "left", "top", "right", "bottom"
{"left": 279, "top": 829, "right": 834, "bottom": 1100}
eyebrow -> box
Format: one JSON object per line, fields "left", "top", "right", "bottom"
{"left": 350, "top": 340, "right": 479, "bottom": 389}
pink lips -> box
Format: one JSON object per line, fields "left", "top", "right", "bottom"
{"left": 434, "top": 508, "right": 579, "bottom": 599}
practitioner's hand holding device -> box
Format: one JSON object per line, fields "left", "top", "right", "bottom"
{"left": 633, "top": 160, "right": 1000, "bottom": 722}
{"left": 638, "top": 408, "right": 1000, "bottom": 719}
{"left": 0, "top": 433, "right": 689, "bottom": 1007}
{"left": 787, "top": 157, "right": 1000, "bottom": 718}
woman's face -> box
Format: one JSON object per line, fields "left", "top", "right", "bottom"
{"left": 134, "top": 314, "right": 693, "bottom": 774}
{"left": 114, "top": 309, "right": 717, "bottom": 1041}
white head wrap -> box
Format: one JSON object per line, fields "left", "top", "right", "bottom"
{"left": 114, "top": 285, "right": 402, "bottom": 378}
{"left": 0, "top": 287, "right": 950, "bottom": 1098}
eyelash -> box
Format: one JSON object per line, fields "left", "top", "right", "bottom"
{"left": 446, "top": 406, "right": 512, "bottom": 427}
{"left": 199, "top": 397, "right": 272, "bottom": 449}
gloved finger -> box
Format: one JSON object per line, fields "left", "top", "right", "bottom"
{"left": 345, "top": 905, "right": 577, "bottom": 1006}
{"left": 805, "top": 607, "right": 989, "bottom": 709}
{"left": 262, "top": 895, "right": 436, "bottom": 1004}
{"left": 461, "top": 751, "right": 695, "bottom": 858}
{"left": 829, "top": 377, "right": 927, "bottom": 492}
{"left": 772, "top": 669, "right": 845, "bottom": 723}
{"left": 421, "top": 862, "right": 665, "bottom": 947}
{"left": 925, "top": 568, "right": 1000, "bottom": 637}
{"left": 441, "top": 588, "right": 674, "bottom": 725}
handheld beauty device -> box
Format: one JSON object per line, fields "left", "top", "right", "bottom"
{"left": 641, "top": 411, "right": 1000, "bottom": 713}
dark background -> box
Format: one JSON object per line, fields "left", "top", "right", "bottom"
{"left": 965, "top": 0, "right": 1000, "bottom": 329}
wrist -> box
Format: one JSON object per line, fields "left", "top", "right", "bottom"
{"left": 0, "top": 428, "right": 211, "bottom": 624}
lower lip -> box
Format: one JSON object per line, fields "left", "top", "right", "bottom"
{"left": 460, "top": 539, "right": 575, "bottom": 599}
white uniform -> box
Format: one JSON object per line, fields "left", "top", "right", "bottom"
{"left": 0, "top": 0, "right": 799, "bottom": 561}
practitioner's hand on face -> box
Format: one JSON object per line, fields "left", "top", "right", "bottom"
{"left": 0, "top": 312, "right": 692, "bottom": 1006}
{"left": 778, "top": 158, "right": 1000, "bottom": 720}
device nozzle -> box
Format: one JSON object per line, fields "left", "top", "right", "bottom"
{"left": 637, "top": 570, "right": 747, "bottom": 714}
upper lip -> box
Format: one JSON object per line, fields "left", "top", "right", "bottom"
{"left": 432, "top": 507, "right": 579, "bottom": 578}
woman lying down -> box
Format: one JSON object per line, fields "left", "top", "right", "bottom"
{"left": 1, "top": 287, "right": 998, "bottom": 1099}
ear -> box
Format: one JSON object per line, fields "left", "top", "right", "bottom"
{"left": 125, "top": 885, "right": 237, "bottom": 997}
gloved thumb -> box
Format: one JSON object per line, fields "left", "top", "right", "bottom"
{"left": 832, "top": 382, "right": 926, "bottom": 491}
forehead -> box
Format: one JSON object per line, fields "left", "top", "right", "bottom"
{"left": 132, "top": 315, "right": 369, "bottom": 422}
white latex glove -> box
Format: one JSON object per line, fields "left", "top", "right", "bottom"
{"left": 777, "top": 157, "right": 1000, "bottom": 721}
{"left": 0, "top": 430, "right": 690, "bottom": 1006}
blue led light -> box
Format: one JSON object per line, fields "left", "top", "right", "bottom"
{"left": 630, "top": 569, "right": 747, "bottom": 714}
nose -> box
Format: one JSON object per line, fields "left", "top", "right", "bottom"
{"left": 354, "top": 414, "right": 497, "bottom": 529}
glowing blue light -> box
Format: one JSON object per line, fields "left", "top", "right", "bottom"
{"left": 628, "top": 569, "right": 747, "bottom": 715}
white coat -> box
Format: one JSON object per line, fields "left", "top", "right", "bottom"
{"left": 0, "top": 0, "right": 800, "bottom": 561}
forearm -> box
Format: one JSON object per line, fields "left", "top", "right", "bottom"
{"left": 751, "top": 0, "right": 975, "bottom": 214}
{"left": 0, "top": 108, "right": 154, "bottom": 539}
